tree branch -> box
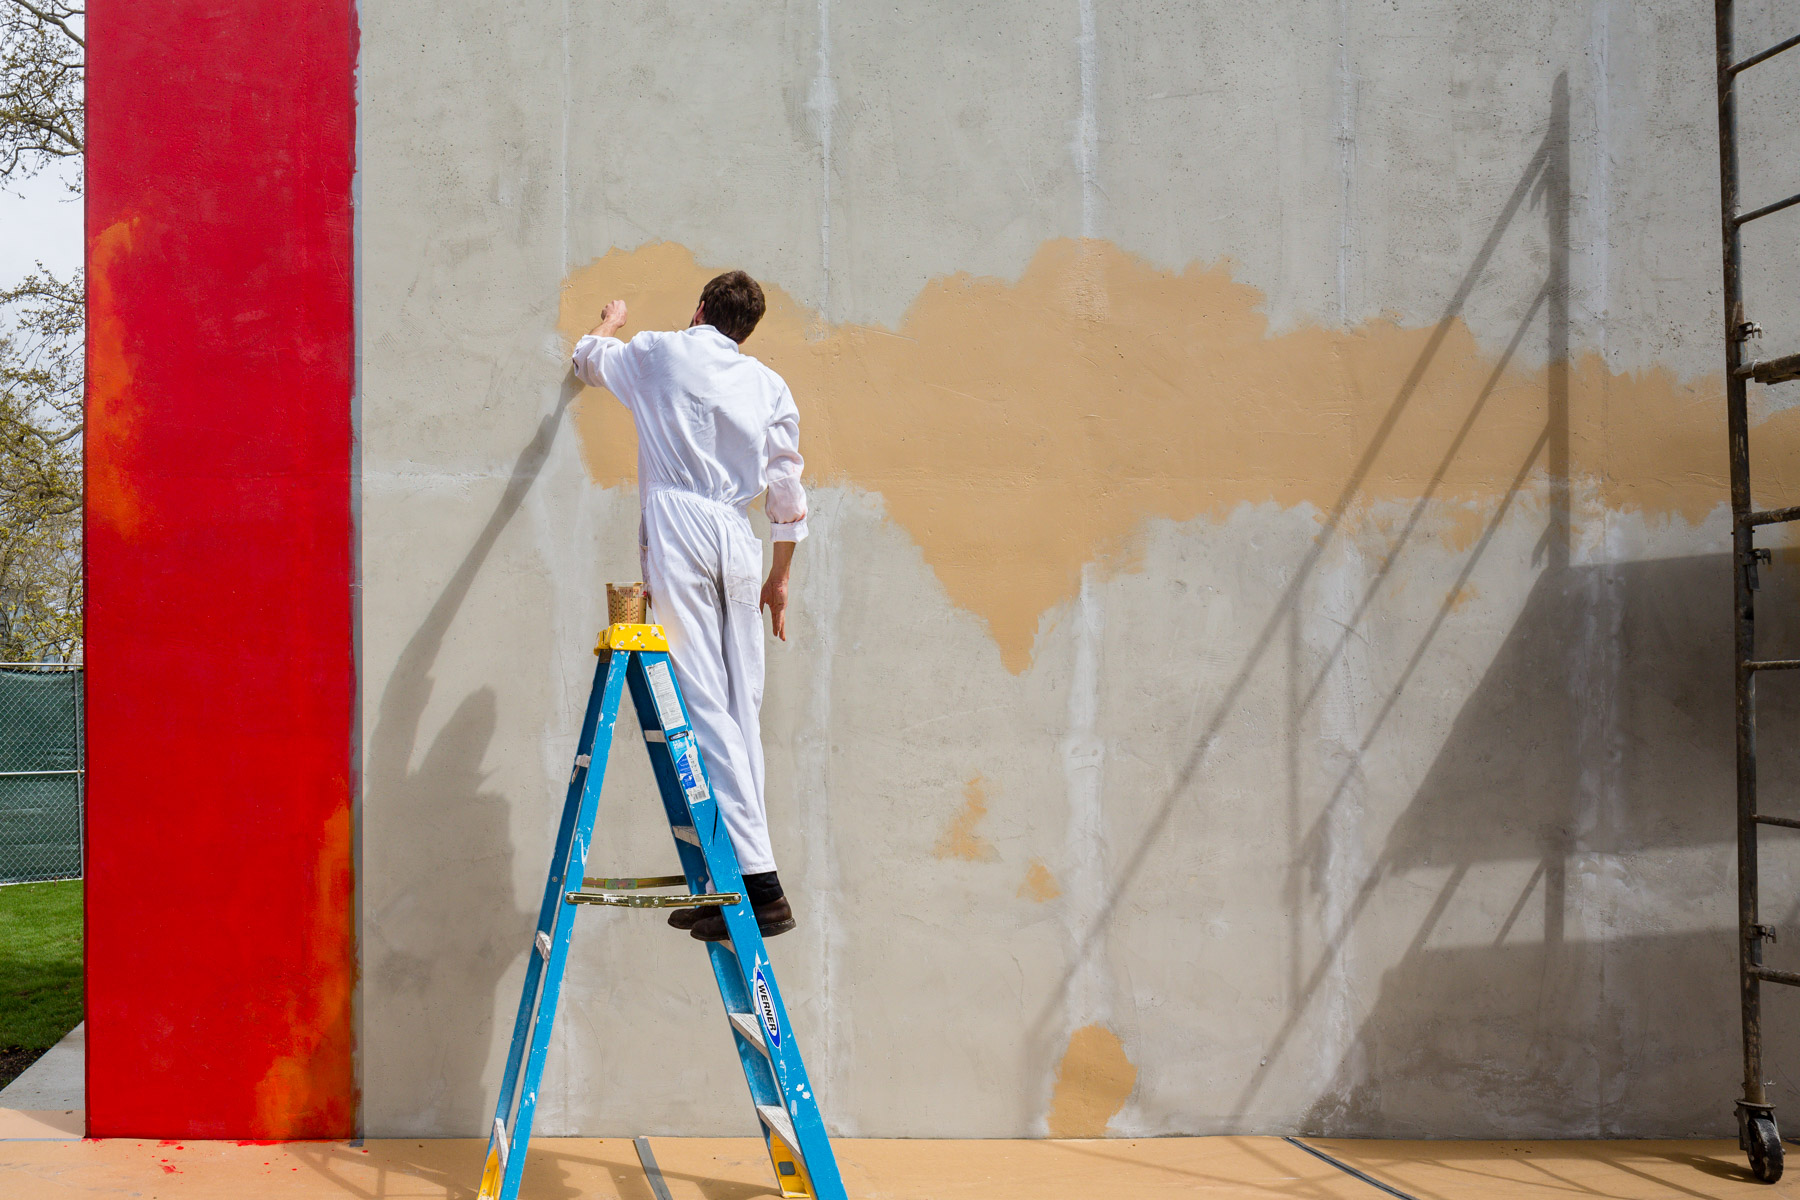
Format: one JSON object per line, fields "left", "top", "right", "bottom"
{"left": 4, "top": 0, "right": 83, "bottom": 48}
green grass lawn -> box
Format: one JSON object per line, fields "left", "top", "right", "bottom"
{"left": 0, "top": 879, "right": 83, "bottom": 1053}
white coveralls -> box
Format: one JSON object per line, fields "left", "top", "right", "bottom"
{"left": 572, "top": 325, "right": 808, "bottom": 875}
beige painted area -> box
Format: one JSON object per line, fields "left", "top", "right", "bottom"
{"left": 1018, "top": 858, "right": 1061, "bottom": 902}
{"left": 560, "top": 240, "right": 1787, "bottom": 673}
{"left": 933, "top": 776, "right": 999, "bottom": 862}
{"left": 1303, "top": 1138, "right": 1800, "bottom": 1200}
{"left": 646, "top": 1135, "right": 1369, "bottom": 1199}
{"left": 1, "top": 1129, "right": 1782, "bottom": 1199}
{"left": 1046, "top": 1024, "right": 1138, "bottom": 1138}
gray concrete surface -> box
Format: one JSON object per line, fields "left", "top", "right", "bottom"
{"left": 0, "top": 1022, "right": 84, "bottom": 1111}
{"left": 355, "top": 0, "right": 1800, "bottom": 1139}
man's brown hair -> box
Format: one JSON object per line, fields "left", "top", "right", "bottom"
{"left": 698, "top": 270, "right": 766, "bottom": 344}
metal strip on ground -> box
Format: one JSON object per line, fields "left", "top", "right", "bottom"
{"left": 1283, "top": 1137, "right": 1422, "bottom": 1200}
{"left": 635, "top": 1136, "right": 675, "bottom": 1200}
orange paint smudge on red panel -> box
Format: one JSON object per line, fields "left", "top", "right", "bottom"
{"left": 85, "top": 217, "right": 144, "bottom": 540}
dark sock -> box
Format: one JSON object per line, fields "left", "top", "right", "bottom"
{"left": 742, "top": 870, "right": 784, "bottom": 908}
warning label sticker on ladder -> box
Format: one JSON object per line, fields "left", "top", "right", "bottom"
{"left": 645, "top": 660, "right": 685, "bottom": 731}
{"left": 672, "top": 733, "right": 710, "bottom": 805}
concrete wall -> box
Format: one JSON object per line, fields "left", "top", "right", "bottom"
{"left": 357, "top": 0, "right": 1800, "bottom": 1138}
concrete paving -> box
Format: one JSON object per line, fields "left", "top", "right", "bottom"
{"left": 0, "top": 1129, "right": 1786, "bottom": 1199}
{"left": 0, "top": 1025, "right": 83, "bottom": 1113}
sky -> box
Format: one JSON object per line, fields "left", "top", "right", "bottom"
{"left": 0, "top": 160, "right": 82, "bottom": 286}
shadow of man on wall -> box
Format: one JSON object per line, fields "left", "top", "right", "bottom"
{"left": 361, "top": 376, "right": 579, "bottom": 1133}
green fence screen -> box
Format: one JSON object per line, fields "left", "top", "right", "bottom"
{"left": 0, "top": 665, "right": 83, "bottom": 884}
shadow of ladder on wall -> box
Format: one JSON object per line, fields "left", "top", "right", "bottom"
{"left": 476, "top": 621, "right": 847, "bottom": 1200}
{"left": 1717, "top": 4, "right": 1800, "bottom": 1186}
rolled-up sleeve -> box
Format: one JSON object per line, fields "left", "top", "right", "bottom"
{"left": 571, "top": 333, "right": 634, "bottom": 400}
{"left": 765, "top": 387, "right": 809, "bottom": 542}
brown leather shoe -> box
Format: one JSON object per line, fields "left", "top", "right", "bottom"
{"left": 691, "top": 897, "right": 796, "bottom": 942}
{"left": 666, "top": 906, "right": 710, "bottom": 930}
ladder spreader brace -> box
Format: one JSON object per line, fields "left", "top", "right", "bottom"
{"left": 1717, "top": 2, "right": 1800, "bottom": 1185}
{"left": 476, "top": 621, "right": 847, "bottom": 1200}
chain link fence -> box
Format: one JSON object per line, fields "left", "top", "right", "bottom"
{"left": 0, "top": 664, "right": 83, "bottom": 884}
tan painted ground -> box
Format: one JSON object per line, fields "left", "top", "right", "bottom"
{"left": 559, "top": 240, "right": 1794, "bottom": 672}
{"left": 647, "top": 1134, "right": 1366, "bottom": 1199}
{"left": 1304, "top": 1138, "right": 1798, "bottom": 1200}
{"left": 0, "top": 1123, "right": 1788, "bottom": 1199}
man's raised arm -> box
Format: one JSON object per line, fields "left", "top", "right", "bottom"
{"left": 571, "top": 299, "right": 630, "bottom": 389}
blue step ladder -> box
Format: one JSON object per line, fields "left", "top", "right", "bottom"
{"left": 477, "top": 620, "right": 847, "bottom": 1200}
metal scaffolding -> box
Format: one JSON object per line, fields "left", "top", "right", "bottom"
{"left": 1716, "top": 1, "right": 1800, "bottom": 1183}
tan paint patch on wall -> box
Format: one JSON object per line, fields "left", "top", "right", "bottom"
{"left": 1018, "top": 858, "right": 1062, "bottom": 902}
{"left": 1047, "top": 1024, "right": 1138, "bottom": 1137}
{"left": 1447, "top": 583, "right": 1480, "bottom": 613}
{"left": 561, "top": 240, "right": 1785, "bottom": 672}
{"left": 934, "top": 776, "right": 999, "bottom": 862}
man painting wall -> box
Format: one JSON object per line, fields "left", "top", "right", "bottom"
{"left": 571, "top": 270, "right": 807, "bottom": 941}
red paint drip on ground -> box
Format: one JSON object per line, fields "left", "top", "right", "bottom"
{"left": 85, "top": 1, "right": 358, "bottom": 1138}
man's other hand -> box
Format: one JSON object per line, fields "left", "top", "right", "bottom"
{"left": 760, "top": 571, "right": 790, "bottom": 641}
{"left": 592, "top": 299, "right": 627, "bottom": 339}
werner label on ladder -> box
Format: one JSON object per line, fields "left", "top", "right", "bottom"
{"left": 479, "top": 269, "right": 840, "bottom": 1199}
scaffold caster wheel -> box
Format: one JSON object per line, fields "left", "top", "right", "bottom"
{"left": 1748, "top": 1115, "right": 1784, "bottom": 1184}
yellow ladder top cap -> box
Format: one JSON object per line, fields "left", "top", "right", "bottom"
{"left": 596, "top": 623, "right": 669, "bottom": 654}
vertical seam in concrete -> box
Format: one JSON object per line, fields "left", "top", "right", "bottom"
{"left": 1315, "top": 543, "right": 1366, "bottom": 1118}
{"left": 560, "top": 0, "right": 571, "bottom": 273}
{"left": 555, "top": 0, "right": 574, "bottom": 1124}
{"left": 1075, "top": 0, "right": 1099, "bottom": 239}
{"left": 1588, "top": 0, "right": 1612, "bottom": 352}
{"left": 796, "top": 490, "right": 845, "bottom": 1128}
{"left": 809, "top": 0, "right": 834, "bottom": 321}
{"left": 1055, "top": 568, "right": 1110, "bottom": 1127}
{"left": 1334, "top": 0, "right": 1356, "bottom": 327}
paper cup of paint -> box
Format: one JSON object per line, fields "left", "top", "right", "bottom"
{"left": 607, "top": 582, "right": 648, "bottom": 625}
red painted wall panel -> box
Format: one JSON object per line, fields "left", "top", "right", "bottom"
{"left": 85, "top": 1, "right": 358, "bottom": 1137}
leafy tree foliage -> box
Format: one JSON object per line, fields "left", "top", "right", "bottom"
{"left": 0, "top": 0, "right": 80, "bottom": 662}
{"left": 0, "top": 270, "right": 79, "bottom": 660}
{"left": 0, "top": 0, "right": 81, "bottom": 180}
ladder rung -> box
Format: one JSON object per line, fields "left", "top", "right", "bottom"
{"left": 535, "top": 931, "right": 551, "bottom": 959}
{"left": 728, "top": 1010, "right": 771, "bottom": 1059}
{"left": 1737, "top": 352, "right": 1800, "bottom": 385}
{"left": 582, "top": 875, "right": 686, "bottom": 890}
{"left": 672, "top": 825, "right": 699, "bottom": 845}
{"left": 1756, "top": 814, "right": 1800, "bottom": 830}
{"left": 1746, "top": 659, "right": 1800, "bottom": 672}
{"left": 1731, "top": 32, "right": 1800, "bottom": 75}
{"left": 1735, "top": 189, "right": 1800, "bottom": 227}
{"left": 1748, "top": 505, "right": 1800, "bottom": 527}
{"left": 1753, "top": 966, "right": 1800, "bottom": 987}
{"left": 644, "top": 729, "right": 667, "bottom": 743}
{"left": 493, "top": 1115, "right": 510, "bottom": 1161}
{"left": 756, "top": 1104, "right": 801, "bottom": 1157}
{"left": 565, "top": 889, "right": 741, "bottom": 909}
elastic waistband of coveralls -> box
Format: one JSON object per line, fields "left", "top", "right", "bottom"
{"left": 642, "top": 481, "right": 754, "bottom": 524}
